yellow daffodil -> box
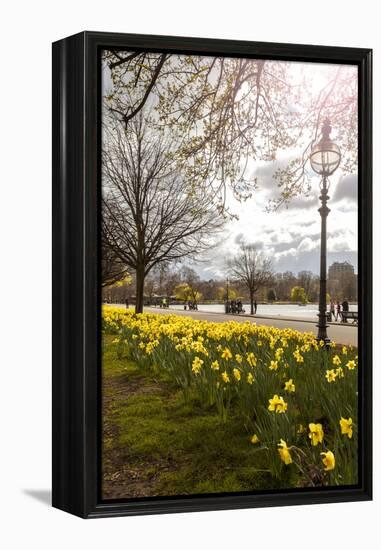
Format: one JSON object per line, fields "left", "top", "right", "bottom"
{"left": 275, "top": 347, "right": 284, "bottom": 360}
{"left": 278, "top": 439, "right": 292, "bottom": 465}
{"left": 246, "top": 352, "right": 257, "bottom": 367}
{"left": 332, "top": 354, "right": 341, "bottom": 366}
{"left": 284, "top": 378, "right": 295, "bottom": 392}
{"left": 211, "top": 360, "right": 220, "bottom": 371}
{"left": 235, "top": 354, "right": 243, "bottom": 363}
{"left": 233, "top": 368, "right": 241, "bottom": 381}
{"left": 342, "top": 346, "right": 348, "bottom": 355}
{"left": 269, "top": 360, "right": 279, "bottom": 371}
{"left": 145, "top": 342, "right": 154, "bottom": 355}
{"left": 268, "top": 394, "right": 288, "bottom": 414}
{"left": 340, "top": 417, "right": 353, "bottom": 438}
{"left": 247, "top": 372, "right": 254, "bottom": 385}
{"left": 221, "top": 347, "right": 233, "bottom": 360}
{"left": 221, "top": 371, "right": 230, "bottom": 383}
{"left": 192, "top": 356, "right": 204, "bottom": 374}
{"left": 335, "top": 366, "right": 344, "bottom": 378}
{"left": 308, "top": 423, "right": 324, "bottom": 446}
{"left": 293, "top": 350, "right": 304, "bottom": 363}
{"left": 325, "top": 369, "right": 337, "bottom": 383}
{"left": 321, "top": 450, "right": 335, "bottom": 471}
{"left": 251, "top": 434, "right": 260, "bottom": 444}
{"left": 346, "top": 360, "right": 356, "bottom": 370}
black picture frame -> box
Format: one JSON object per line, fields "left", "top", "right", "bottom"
{"left": 52, "top": 31, "right": 372, "bottom": 519}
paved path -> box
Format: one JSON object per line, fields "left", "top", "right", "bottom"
{"left": 112, "top": 304, "right": 358, "bottom": 346}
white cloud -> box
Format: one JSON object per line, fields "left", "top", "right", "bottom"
{"left": 332, "top": 174, "right": 358, "bottom": 203}
{"left": 187, "top": 151, "right": 358, "bottom": 277}
{"left": 298, "top": 237, "right": 319, "bottom": 252}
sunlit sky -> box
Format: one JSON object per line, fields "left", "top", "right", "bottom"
{"left": 185, "top": 62, "right": 358, "bottom": 279}
{"left": 197, "top": 166, "right": 357, "bottom": 279}
{"left": 102, "top": 56, "right": 358, "bottom": 279}
{"left": 197, "top": 61, "right": 357, "bottom": 279}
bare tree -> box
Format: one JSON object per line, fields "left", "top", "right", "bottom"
{"left": 101, "top": 242, "right": 129, "bottom": 288}
{"left": 103, "top": 51, "right": 358, "bottom": 211}
{"left": 229, "top": 244, "right": 273, "bottom": 314}
{"left": 102, "top": 116, "right": 224, "bottom": 313}
{"left": 160, "top": 265, "right": 182, "bottom": 298}
{"left": 143, "top": 274, "right": 158, "bottom": 303}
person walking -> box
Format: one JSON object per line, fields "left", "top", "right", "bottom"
{"left": 254, "top": 300, "right": 257, "bottom": 314}
{"left": 125, "top": 297, "right": 129, "bottom": 309}
{"left": 329, "top": 299, "right": 335, "bottom": 322}
{"left": 336, "top": 300, "right": 342, "bottom": 322}
{"left": 342, "top": 299, "right": 349, "bottom": 323}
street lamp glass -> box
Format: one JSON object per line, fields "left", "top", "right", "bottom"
{"left": 310, "top": 139, "right": 341, "bottom": 176}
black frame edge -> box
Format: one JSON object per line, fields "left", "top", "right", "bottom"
{"left": 52, "top": 33, "right": 87, "bottom": 518}
{"left": 358, "top": 48, "right": 373, "bottom": 502}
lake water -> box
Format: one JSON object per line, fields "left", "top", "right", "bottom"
{"left": 167, "top": 303, "right": 358, "bottom": 321}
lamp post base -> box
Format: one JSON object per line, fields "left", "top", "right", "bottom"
{"left": 316, "top": 312, "right": 331, "bottom": 348}
{"left": 316, "top": 334, "right": 331, "bottom": 349}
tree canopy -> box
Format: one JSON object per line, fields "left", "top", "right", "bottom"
{"left": 290, "top": 286, "right": 308, "bottom": 304}
{"left": 103, "top": 50, "right": 357, "bottom": 212}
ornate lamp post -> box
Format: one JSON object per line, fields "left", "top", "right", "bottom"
{"left": 310, "top": 119, "right": 341, "bottom": 344}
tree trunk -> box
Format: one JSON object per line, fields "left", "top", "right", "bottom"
{"left": 135, "top": 266, "right": 145, "bottom": 313}
{"left": 250, "top": 291, "right": 254, "bottom": 315}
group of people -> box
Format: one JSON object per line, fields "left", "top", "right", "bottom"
{"left": 225, "top": 299, "right": 247, "bottom": 314}
{"left": 329, "top": 299, "right": 350, "bottom": 322}
{"left": 184, "top": 300, "right": 198, "bottom": 310}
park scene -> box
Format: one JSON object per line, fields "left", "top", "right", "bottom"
{"left": 101, "top": 49, "right": 358, "bottom": 499}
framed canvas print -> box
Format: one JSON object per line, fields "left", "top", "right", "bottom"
{"left": 52, "top": 31, "right": 372, "bottom": 518}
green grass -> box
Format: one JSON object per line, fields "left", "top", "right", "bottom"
{"left": 102, "top": 335, "right": 294, "bottom": 499}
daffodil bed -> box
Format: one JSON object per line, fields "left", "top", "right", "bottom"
{"left": 102, "top": 306, "right": 358, "bottom": 497}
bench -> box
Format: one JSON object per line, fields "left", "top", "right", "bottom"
{"left": 341, "top": 311, "right": 358, "bottom": 324}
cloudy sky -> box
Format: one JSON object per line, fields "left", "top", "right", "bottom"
{"left": 189, "top": 62, "right": 358, "bottom": 280}
{"left": 196, "top": 163, "right": 358, "bottom": 279}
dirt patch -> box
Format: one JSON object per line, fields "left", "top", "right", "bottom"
{"left": 102, "top": 371, "right": 176, "bottom": 499}
{"left": 102, "top": 457, "right": 176, "bottom": 499}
